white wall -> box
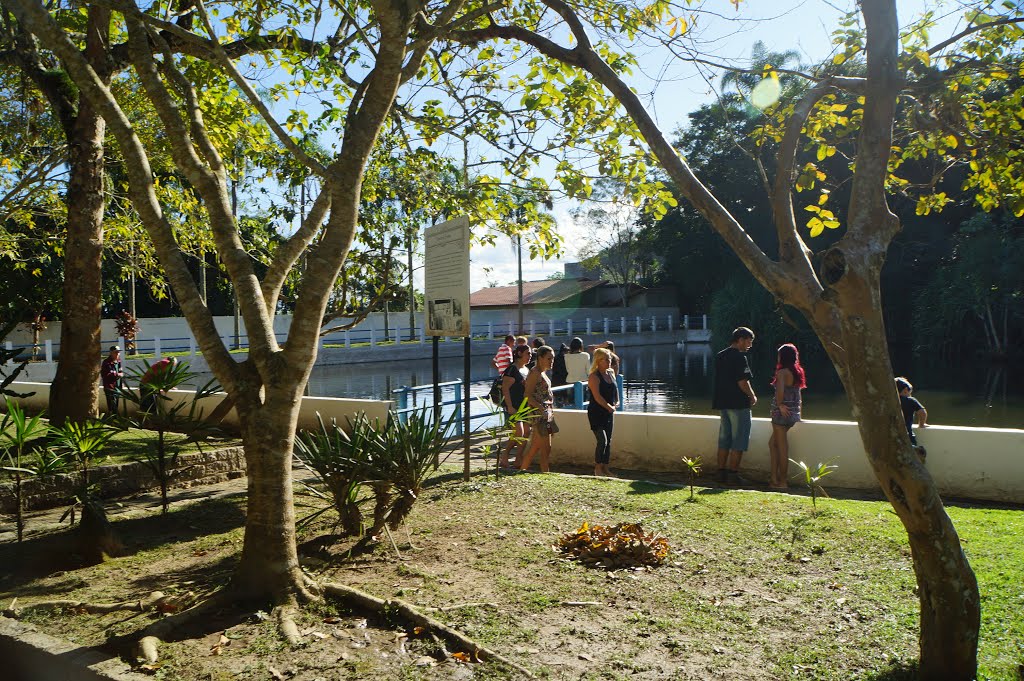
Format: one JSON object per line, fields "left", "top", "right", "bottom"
{"left": 7, "top": 382, "right": 391, "bottom": 433}
{"left": 551, "top": 410, "right": 1024, "bottom": 504}
{"left": 12, "top": 382, "right": 1013, "bottom": 503}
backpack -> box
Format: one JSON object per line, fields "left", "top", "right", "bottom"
{"left": 488, "top": 375, "right": 504, "bottom": 405}
{"left": 552, "top": 351, "right": 568, "bottom": 386}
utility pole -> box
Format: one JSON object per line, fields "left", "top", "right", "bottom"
{"left": 407, "top": 230, "right": 416, "bottom": 341}
{"left": 517, "top": 232, "right": 524, "bottom": 334}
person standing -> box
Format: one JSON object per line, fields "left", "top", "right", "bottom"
{"left": 896, "top": 377, "right": 929, "bottom": 445}
{"left": 587, "top": 340, "right": 620, "bottom": 373}
{"left": 587, "top": 348, "right": 618, "bottom": 477}
{"left": 526, "top": 336, "right": 545, "bottom": 369}
{"left": 100, "top": 345, "right": 124, "bottom": 415}
{"left": 711, "top": 327, "right": 756, "bottom": 486}
{"left": 563, "top": 337, "right": 591, "bottom": 385}
{"left": 519, "top": 346, "right": 557, "bottom": 473}
{"left": 767, "top": 343, "right": 806, "bottom": 489}
{"left": 500, "top": 345, "right": 532, "bottom": 468}
{"left": 491, "top": 334, "right": 515, "bottom": 377}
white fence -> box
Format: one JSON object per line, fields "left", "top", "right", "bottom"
{"left": 4, "top": 310, "right": 706, "bottom": 362}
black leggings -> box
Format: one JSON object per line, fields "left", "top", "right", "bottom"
{"left": 592, "top": 421, "right": 613, "bottom": 464}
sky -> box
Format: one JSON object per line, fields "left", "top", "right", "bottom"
{"left": 458, "top": 0, "right": 964, "bottom": 293}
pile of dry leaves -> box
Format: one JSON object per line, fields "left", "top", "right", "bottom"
{"left": 556, "top": 522, "right": 670, "bottom": 569}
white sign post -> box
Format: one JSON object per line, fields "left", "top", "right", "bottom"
{"left": 424, "top": 216, "right": 471, "bottom": 338}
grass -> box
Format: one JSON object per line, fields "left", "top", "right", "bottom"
{"left": 1, "top": 419, "right": 241, "bottom": 468}
{"left": 0, "top": 469, "right": 1021, "bottom": 680}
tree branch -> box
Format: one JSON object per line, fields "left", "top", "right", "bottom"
{"left": 771, "top": 79, "right": 832, "bottom": 291}
{"left": 1, "top": 0, "right": 241, "bottom": 393}
{"left": 927, "top": 15, "right": 1024, "bottom": 56}
{"left": 261, "top": 187, "right": 331, "bottom": 315}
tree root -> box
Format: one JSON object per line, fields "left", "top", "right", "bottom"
{"left": 127, "top": 591, "right": 232, "bottom": 664}
{"left": 3, "top": 591, "right": 169, "bottom": 618}
{"left": 323, "top": 582, "right": 536, "bottom": 679}
{"left": 273, "top": 603, "right": 302, "bottom": 646}
{"left": 422, "top": 602, "right": 499, "bottom": 613}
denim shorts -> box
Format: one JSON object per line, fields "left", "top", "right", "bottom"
{"left": 718, "top": 408, "right": 752, "bottom": 451}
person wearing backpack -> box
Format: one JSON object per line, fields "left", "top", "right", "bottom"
{"left": 500, "top": 345, "right": 532, "bottom": 468}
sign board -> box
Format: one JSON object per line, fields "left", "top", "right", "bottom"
{"left": 424, "top": 216, "right": 471, "bottom": 337}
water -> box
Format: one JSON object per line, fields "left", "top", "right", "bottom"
{"left": 302, "top": 344, "right": 1024, "bottom": 429}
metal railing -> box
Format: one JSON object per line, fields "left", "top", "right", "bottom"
{"left": 391, "top": 373, "right": 626, "bottom": 436}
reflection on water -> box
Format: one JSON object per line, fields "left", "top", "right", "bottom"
{"left": 300, "top": 344, "right": 1024, "bottom": 429}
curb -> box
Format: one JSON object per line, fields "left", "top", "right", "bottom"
{"left": 0, "top": 615, "right": 149, "bottom": 681}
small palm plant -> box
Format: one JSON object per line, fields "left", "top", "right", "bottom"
{"left": 790, "top": 459, "right": 838, "bottom": 510}
{"left": 681, "top": 456, "right": 703, "bottom": 501}
{"left": 294, "top": 413, "right": 381, "bottom": 536}
{"left": 477, "top": 396, "right": 535, "bottom": 478}
{"left": 52, "top": 417, "right": 120, "bottom": 562}
{"left": 376, "top": 408, "right": 458, "bottom": 530}
{"left": 1, "top": 397, "right": 55, "bottom": 542}
{"left": 116, "top": 359, "right": 221, "bottom": 513}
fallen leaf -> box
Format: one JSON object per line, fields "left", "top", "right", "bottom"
{"left": 451, "top": 652, "right": 471, "bottom": 663}
{"left": 412, "top": 626, "right": 426, "bottom": 635}
{"left": 322, "top": 616, "right": 343, "bottom": 624}
{"left": 578, "top": 653, "right": 594, "bottom": 661}
{"left": 355, "top": 618, "right": 368, "bottom": 629}
{"left": 311, "top": 631, "right": 328, "bottom": 640}
{"left": 413, "top": 655, "right": 436, "bottom": 666}
{"left": 267, "top": 665, "right": 286, "bottom": 681}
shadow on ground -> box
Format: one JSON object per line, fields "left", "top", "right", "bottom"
{"left": 0, "top": 494, "right": 246, "bottom": 590}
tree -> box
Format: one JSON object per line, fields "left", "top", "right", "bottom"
{"left": 0, "top": 0, "right": 558, "bottom": 649}
{"left": 448, "top": 1, "right": 1023, "bottom": 676}
{"left": 573, "top": 187, "right": 650, "bottom": 306}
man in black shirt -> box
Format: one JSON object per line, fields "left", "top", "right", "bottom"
{"left": 711, "top": 327, "right": 756, "bottom": 485}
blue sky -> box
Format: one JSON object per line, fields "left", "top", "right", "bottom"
{"left": 463, "top": 0, "right": 963, "bottom": 292}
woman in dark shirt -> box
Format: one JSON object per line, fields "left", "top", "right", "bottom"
{"left": 500, "top": 345, "right": 532, "bottom": 468}
{"left": 587, "top": 348, "right": 618, "bottom": 477}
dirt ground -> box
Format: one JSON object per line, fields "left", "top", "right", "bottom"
{"left": 4, "top": 457, "right": 1013, "bottom": 681}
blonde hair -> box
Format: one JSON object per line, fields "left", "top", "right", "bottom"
{"left": 590, "top": 348, "right": 612, "bottom": 374}
{"left": 515, "top": 335, "right": 528, "bottom": 345}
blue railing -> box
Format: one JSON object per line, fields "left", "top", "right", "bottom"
{"left": 391, "top": 373, "right": 626, "bottom": 437}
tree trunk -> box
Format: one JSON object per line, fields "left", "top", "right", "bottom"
{"left": 48, "top": 7, "right": 111, "bottom": 426}
{"left": 231, "top": 390, "right": 314, "bottom": 603}
{"left": 811, "top": 265, "right": 980, "bottom": 680}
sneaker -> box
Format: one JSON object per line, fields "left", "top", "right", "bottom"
{"left": 727, "top": 470, "right": 748, "bottom": 487}
{"left": 715, "top": 468, "right": 729, "bottom": 484}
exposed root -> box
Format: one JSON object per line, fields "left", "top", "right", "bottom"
{"left": 3, "top": 591, "right": 168, "bottom": 618}
{"left": 324, "top": 582, "right": 536, "bottom": 679}
{"left": 127, "top": 591, "right": 232, "bottom": 664}
{"left": 422, "top": 602, "right": 499, "bottom": 613}
{"left": 273, "top": 603, "right": 303, "bottom": 646}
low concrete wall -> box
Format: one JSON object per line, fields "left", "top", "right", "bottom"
{"left": 551, "top": 410, "right": 1024, "bottom": 504}
{"left": 9, "top": 382, "right": 1020, "bottom": 504}
{"left": 0, "top": 447, "right": 246, "bottom": 513}
{"left": 7, "top": 382, "right": 393, "bottom": 432}
{"left": 0, "top": 616, "right": 148, "bottom": 681}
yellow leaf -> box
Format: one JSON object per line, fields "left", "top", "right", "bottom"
{"left": 944, "top": 135, "right": 958, "bottom": 149}
{"left": 833, "top": 53, "right": 847, "bottom": 65}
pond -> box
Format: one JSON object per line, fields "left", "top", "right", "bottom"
{"left": 302, "top": 343, "right": 1024, "bottom": 429}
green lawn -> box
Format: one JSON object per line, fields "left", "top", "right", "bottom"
{"left": 1, "top": 468, "right": 1019, "bottom": 680}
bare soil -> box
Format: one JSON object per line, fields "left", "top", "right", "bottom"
{"left": 1, "top": 464, "right": 1021, "bottom": 680}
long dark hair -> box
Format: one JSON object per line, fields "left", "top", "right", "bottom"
{"left": 771, "top": 343, "right": 806, "bottom": 388}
